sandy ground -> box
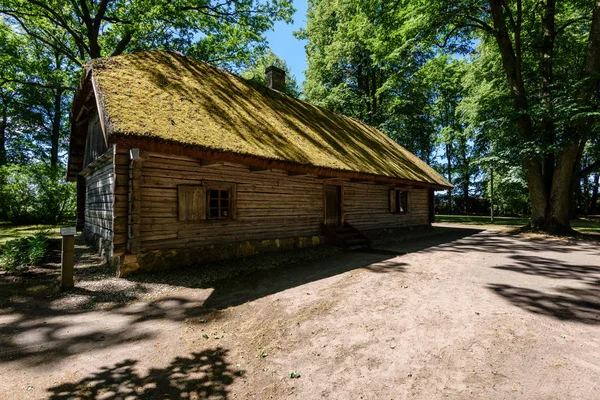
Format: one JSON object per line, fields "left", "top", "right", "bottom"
{"left": 1, "top": 225, "right": 599, "bottom": 399}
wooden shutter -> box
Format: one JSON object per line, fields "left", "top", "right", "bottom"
{"left": 178, "top": 186, "right": 206, "bottom": 221}
{"left": 389, "top": 189, "right": 397, "bottom": 213}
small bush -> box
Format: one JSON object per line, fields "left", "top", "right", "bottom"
{"left": 0, "top": 231, "right": 49, "bottom": 273}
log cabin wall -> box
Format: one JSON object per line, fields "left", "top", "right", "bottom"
{"left": 137, "top": 151, "right": 325, "bottom": 252}
{"left": 113, "top": 146, "right": 130, "bottom": 256}
{"left": 343, "top": 183, "right": 430, "bottom": 230}
{"left": 134, "top": 151, "right": 430, "bottom": 259}
{"left": 82, "top": 150, "right": 114, "bottom": 261}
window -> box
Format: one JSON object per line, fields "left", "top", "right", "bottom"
{"left": 178, "top": 183, "right": 235, "bottom": 221}
{"left": 208, "top": 188, "right": 230, "bottom": 219}
{"left": 389, "top": 189, "right": 409, "bottom": 214}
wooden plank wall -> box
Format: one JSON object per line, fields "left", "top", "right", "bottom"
{"left": 344, "top": 183, "right": 429, "bottom": 229}
{"left": 113, "top": 146, "right": 130, "bottom": 255}
{"left": 138, "top": 152, "right": 324, "bottom": 251}
{"left": 84, "top": 154, "right": 114, "bottom": 241}
{"left": 136, "top": 151, "right": 430, "bottom": 253}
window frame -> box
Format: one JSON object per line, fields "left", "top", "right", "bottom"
{"left": 178, "top": 182, "right": 236, "bottom": 222}
{"left": 207, "top": 187, "right": 231, "bottom": 220}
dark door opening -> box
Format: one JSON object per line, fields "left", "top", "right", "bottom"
{"left": 325, "top": 184, "right": 342, "bottom": 226}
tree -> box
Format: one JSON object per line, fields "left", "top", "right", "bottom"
{"left": 0, "top": 18, "right": 23, "bottom": 166}
{"left": 416, "top": 0, "right": 600, "bottom": 232}
{"left": 241, "top": 49, "right": 300, "bottom": 97}
{"left": 296, "top": 0, "right": 438, "bottom": 162}
{"left": 0, "top": 0, "right": 295, "bottom": 67}
{"left": 0, "top": 1, "right": 295, "bottom": 168}
{"left": 0, "top": 18, "right": 75, "bottom": 167}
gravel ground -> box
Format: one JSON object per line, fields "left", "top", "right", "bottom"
{"left": 1, "top": 225, "right": 599, "bottom": 399}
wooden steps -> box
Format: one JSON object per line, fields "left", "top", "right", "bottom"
{"left": 321, "top": 222, "right": 371, "bottom": 250}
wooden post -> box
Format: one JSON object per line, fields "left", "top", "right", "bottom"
{"left": 60, "top": 227, "right": 76, "bottom": 290}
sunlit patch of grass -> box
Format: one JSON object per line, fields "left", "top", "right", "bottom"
{"left": 436, "top": 214, "right": 600, "bottom": 238}
{"left": 571, "top": 216, "right": 600, "bottom": 236}
{"left": 0, "top": 222, "right": 61, "bottom": 245}
{"left": 435, "top": 215, "right": 529, "bottom": 227}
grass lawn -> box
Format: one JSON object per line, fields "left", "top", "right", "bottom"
{"left": 0, "top": 221, "right": 62, "bottom": 245}
{"left": 436, "top": 214, "right": 600, "bottom": 237}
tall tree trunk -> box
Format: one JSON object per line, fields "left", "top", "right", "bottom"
{"left": 590, "top": 173, "right": 599, "bottom": 214}
{"left": 0, "top": 104, "right": 6, "bottom": 166}
{"left": 541, "top": 0, "right": 556, "bottom": 199}
{"left": 524, "top": 159, "right": 548, "bottom": 227}
{"left": 489, "top": 0, "right": 549, "bottom": 226}
{"left": 445, "top": 142, "right": 452, "bottom": 213}
{"left": 547, "top": 143, "right": 579, "bottom": 232}
{"left": 460, "top": 136, "right": 469, "bottom": 213}
{"left": 50, "top": 87, "right": 64, "bottom": 168}
{"left": 569, "top": 143, "right": 586, "bottom": 218}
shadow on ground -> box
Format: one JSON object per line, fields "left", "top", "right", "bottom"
{"left": 0, "top": 227, "right": 479, "bottom": 366}
{"left": 131, "top": 227, "right": 482, "bottom": 311}
{"left": 425, "top": 228, "right": 600, "bottom": 325}
{"left": 47, "top": 348, "right": 241, "bottom": 399}
{"left": 3, "top": 225, "right": 599, "bottom": 370}
{"left": 488, "top": 284, "right": 600, "bottom": 324}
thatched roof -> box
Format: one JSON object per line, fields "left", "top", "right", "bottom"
{"left": 69, "top": 50, "right": 451, "bottom": 189}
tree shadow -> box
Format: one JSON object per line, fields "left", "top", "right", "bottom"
{"left": 425, "top": 229, "right": 600, "bottom": 256}
{"left": 488, "top": 283, "right": 600, "bottom": 325}
{"left": 132, "top": 227, "right": 481, "bottom": 311}
{"left": 493, "top": 254, "right": 600, "bottom": 284}
{"left": 0, "top": 227, "right": 481, "bottom": 366}
{"left": 47, "top": 348, "right": 241, "bottom": 400}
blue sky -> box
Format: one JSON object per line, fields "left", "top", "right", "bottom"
{"left": 265, "top": 0, "right": 308, "bottom": 86}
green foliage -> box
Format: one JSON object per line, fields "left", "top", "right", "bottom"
{"left": 0, "top": 163, "right": 75, "bottom": 224}
{"left": 296, "top": 0, "right": 437, "bottom": 162}
{"left": 0, "top": 230, "right": 48, "bottom": 272}
{"left": 0, "top": 1, "right": 296, "bottom": 173}
{"left": 241, "top": 49, "right": 300, "bottom": 97}
{"left": 489, "top": 166, "right": 531, "bottom": 216}
{"left": 0, "top": 0, "right": 295, "bottom": 67}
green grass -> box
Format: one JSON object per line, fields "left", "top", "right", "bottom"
{"left": 435, "top": 214, "right": 600, "bottom": 237}
{"left": 571, "top": 216, "right": 600, "bottom": 236}
{"left": 0, "top": 222, "right": 61, "bottom": 245}
{"left": 435, "top": 215, "right": 530, "bottom": 227}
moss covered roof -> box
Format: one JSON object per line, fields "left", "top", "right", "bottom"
{"left": 89, "top": 51, "right": 451, "bottom": 188}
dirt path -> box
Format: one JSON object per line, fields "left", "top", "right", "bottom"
{"left": 1, "top": 226, "right": 599, "bottom": 399}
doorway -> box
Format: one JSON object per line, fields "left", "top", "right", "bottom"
{"left": 324, "top": 184, "right": 342, "bottom": 226}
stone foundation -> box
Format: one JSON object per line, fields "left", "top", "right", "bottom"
{"left": 117, "top": 235, "right": 323, "bottom": 276}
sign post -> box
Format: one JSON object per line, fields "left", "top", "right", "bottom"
{"left": 60, "top": 227, "right": 76, "bottom": 290}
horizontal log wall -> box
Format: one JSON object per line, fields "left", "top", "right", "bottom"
{"left": 136, "top": 151, "right": 430, "bottom": 253}
{"left": 138, "top": 152, "right": 324, "bottom": 251}
{"left": 343, "top": 183, "right": 429, "bottom": 229}
{"left": 84, "top": 153, "right": 114, "bottom": 241}
{"left": 113, "top": 146, "right": 130, "bottom": 255}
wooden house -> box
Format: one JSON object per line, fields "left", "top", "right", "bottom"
{"left": 67, "top": 51, "right": 452, "bottom": 276}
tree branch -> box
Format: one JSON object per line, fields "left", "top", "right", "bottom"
{"left": 111, "top": 30, "right": 133, "bottom": 56}
{"left": 580, "top": 159, "right": 600, "bottom": 177}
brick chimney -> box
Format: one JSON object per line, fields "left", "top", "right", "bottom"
{"left": 265, "top": 66, "right": 286, "bottom": 92}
